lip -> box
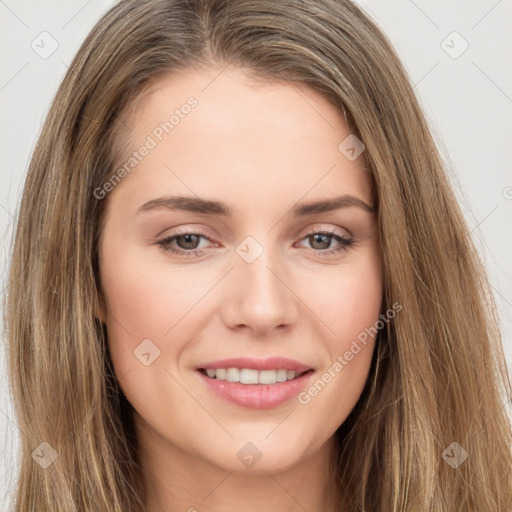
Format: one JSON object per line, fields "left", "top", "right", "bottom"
{"left": 196, "top": 356, "right": 313, "bottom": 374}
{"left": 195, "top": 357, "right": 315, "bottom": 409}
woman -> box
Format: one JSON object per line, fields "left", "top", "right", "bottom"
{"left": 4, "top": 0, "right": 511, "bottom": 510}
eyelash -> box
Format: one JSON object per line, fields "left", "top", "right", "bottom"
{"left": 156, "top": 228, "right": 354, "bottom": 258}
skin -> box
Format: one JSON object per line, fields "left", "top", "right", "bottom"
{"left": 97, "top": 66, "right": 382, "bottom": 512}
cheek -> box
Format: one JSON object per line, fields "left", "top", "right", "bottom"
{"left": 100, "top": 243, "right": 229, "bottom": 389}
{"left": 296, "top": 251, "right": 382, "bottom": 415}
{"left": 306, "top": 251, "right": 383, "bottom": 347}
{"left": 99, "top": 248, "right": 212, "bottom": 425}
{"left": 99, "top": 244, "right": 197, "bottom": 372}
{"left": 102, "top": 263, "right": 196, "bottom": 336}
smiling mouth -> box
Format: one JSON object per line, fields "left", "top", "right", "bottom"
{"left": 197, "top": 367, "right": 313, "bottom": 385}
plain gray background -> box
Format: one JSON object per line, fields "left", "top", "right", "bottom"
{"left": 1, "top": 0, "right": 511, "bottom": 509}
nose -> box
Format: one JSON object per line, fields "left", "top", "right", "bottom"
{"left": 220, "top": 245, "right": 300, "bottom": 338}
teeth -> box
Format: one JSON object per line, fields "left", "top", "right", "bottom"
{"left": 226, "top": 368, "right": 240, "bottom": 382}
{"left": 276, "top": 369, "right": 288, "bottom": 382}
{"left": 240, "top": 368, "right": 259, "bottom": 384}
{"left": 259, "top": 370, "right": 276, "bottom": 384}
{"left": 202, "top": 367, "right": 300, "bottom": 384}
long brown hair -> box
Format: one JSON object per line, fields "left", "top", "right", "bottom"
{"left": 4, "top": 0, "right": 511, "bottom": 510}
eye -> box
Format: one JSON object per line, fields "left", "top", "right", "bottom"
{"left": 156, "top": 230, "right": 213, "bottom": 257}
{"left": 156, "top": 227, "right": 354, "bottom": 258}
{"left": 296, "top": 228, "right": 354, "bottom": 256}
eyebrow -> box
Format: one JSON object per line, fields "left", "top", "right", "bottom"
{"left": 136, "top": 194, "right": 376, "bottom": 217}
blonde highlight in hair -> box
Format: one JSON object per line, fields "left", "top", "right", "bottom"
{"left": 4, "top": 0, "right": 511, "bottom": 510}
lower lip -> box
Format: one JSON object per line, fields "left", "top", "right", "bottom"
{"left": 197, "top": 370, "right": 314, "bottom": 409}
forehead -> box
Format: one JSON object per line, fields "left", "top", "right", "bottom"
{"left": 108, "top": 67, "right": 372, "bottom": 215}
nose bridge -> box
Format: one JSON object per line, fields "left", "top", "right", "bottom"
{"left": 221, "top": 234, "right": 299, "bottom": 333}
{"left": 237, "top": 234, "right": 286, "bottom": 304}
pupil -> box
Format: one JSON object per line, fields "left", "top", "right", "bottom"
{"left": 179, "top": 234, "right": 199, "bottom": 249}
{"left": 311, "top": 233, "right": 330, "bottom": 250}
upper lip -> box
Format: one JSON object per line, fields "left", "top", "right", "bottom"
{"left": 196, "top": 357, "right": 314, "bottom": 373}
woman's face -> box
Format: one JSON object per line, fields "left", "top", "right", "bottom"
{"left": 98, "top": 67, "right": 382, "bottom": 475}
